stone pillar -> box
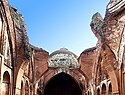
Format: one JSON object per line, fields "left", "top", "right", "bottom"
{"left": 2, "top": 82, "right": 9, "bottom": 95}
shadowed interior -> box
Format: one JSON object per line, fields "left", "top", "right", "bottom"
{"left": 43, "top": 72, "right": 82, "bottom": 95}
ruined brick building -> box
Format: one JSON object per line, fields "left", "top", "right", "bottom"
{"left": 0, "top": 0, "right": 125, "bottom": 95}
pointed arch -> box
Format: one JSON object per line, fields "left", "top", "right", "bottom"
{"left": 108, "top": 82, "right": 112, "bottom": 95}
{"left": 93, "top": 44, "right": 119, "bottom": 94}
{"left": 43, "top": 72, "right": 82, "bottom": 95}
{"left": 97, "top": 88, "right": 100, "bottom": 95}
{"left": 102, "top": 83, "right": 106, "bottom": 95}
{"left": 2, "top": 71, "right": 10, "bottom": 95}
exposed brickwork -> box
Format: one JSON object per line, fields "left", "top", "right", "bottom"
{"left": 1, "top": 0, "right": 125, "bottom": 95}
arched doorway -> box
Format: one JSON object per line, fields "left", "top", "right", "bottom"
{"left": 97, "top": 88, "right": 100, "bottom": 95}
{"left": 43, "top": 72, "right": 82, "bottom": 95}
{"left": 108, "top": 83, "right": 112, "bottom": 95}
{"left": 2, "top": 71, "right": 10, "bottom": 95}
{"left": 102, "top": 83, "right": 106, "bottom": 95}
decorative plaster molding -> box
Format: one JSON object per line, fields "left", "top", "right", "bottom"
{"left": 48, "top": 53, "right": 80, "bottom": 69}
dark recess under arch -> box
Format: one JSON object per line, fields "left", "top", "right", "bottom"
{"left": 43, "top": 72, "right": 82, "bottom": 95}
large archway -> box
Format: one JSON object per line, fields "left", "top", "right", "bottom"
{"left": 93, "top": 45, "right": 119, "bottom": 94}
{"left": 43, "top": 72, "right": 82, "bottom": 95}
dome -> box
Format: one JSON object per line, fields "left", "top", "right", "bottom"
{"left": 48, "top": 48, "right": 80, "bottom": 69}
{"left": 49, "top": 48, "right": 78, "bottom": 58}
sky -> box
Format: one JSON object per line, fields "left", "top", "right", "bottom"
{"left": 8, "top": 0, "right": 109, "bottom": 56}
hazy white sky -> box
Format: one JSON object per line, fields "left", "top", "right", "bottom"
{"left": 9, "top": 0, "right": 109, "bottom": 56}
